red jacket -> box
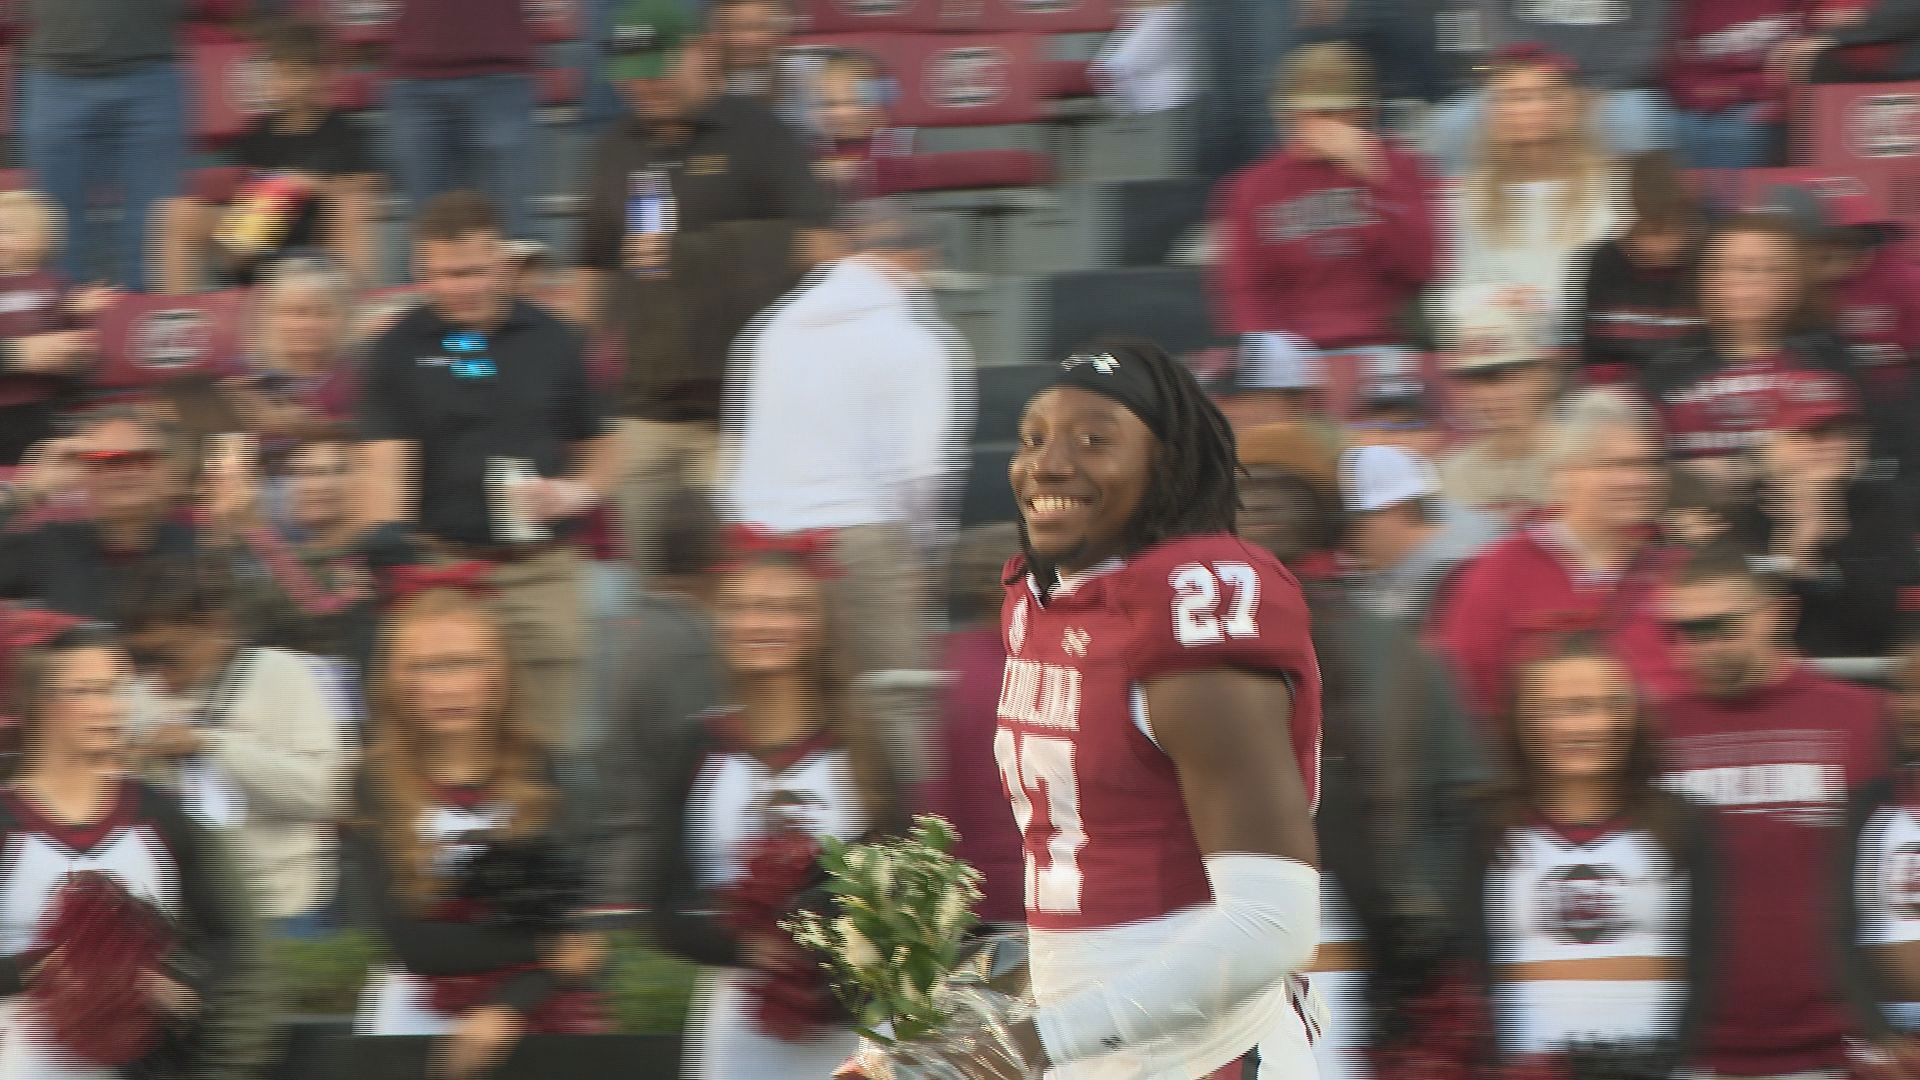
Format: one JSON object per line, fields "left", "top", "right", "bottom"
{"left": 1433, "top": 520, "right": 1684, "bottom": 719}
{"left": 1834, "top": 246, "right": 1920, "bottom": 399}
{"left": 1658, "top": 664, "right": 1891, "bottom": 1074}
{"left": 1212, "top": 141, "right": 1440, "bottom": 350}
{"left": 1665, "top": 0, "right": 1806, "bottom": 117}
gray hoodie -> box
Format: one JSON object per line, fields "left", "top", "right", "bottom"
{"left": 1359, "top": 503, "right": 1506, "bottom": 625}
{"left": 1492, "top": 0, "right": 1671, "bottom": 90}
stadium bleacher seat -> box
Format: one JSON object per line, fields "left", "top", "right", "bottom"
{"left": 92, "top": 290, "right": 248, "bottom": 395}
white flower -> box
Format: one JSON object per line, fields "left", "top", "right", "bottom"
{"left": 839, "top": 917, "right": 880, "bottom": 970}
{"left": 936, "top": 891, "right": 969, "bottom": 935}
{"left": 873, "top": 858, "right": 893, "bottom": 893}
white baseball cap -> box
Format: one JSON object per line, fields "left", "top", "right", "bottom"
{"left": 1339, "top": 444, "right": 1439, "bottom": 514}
{"left": 1237, "top": 332, "right": 1324, "bottom": 392}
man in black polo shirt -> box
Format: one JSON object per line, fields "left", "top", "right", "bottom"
{"left": 359, "top": 191, "right": 612, "bottom": 743}
{"left": 577, "top": 0, "right": 832, "bottom": 575}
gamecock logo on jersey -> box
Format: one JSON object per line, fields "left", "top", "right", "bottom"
{"left": 926, "top": 47, "right": 1012, "bottom": 109}
{"left": 1540, "top": 863, "right": 1629, "bottom": 945}
{"left": 333, "top": 0, "right": 397, "bottom": 26}
{"left": 231, "top": 56, "right": 272, "bottom": 118}
{"left": 1849, "top": 94, "right": 1920, "bottom": 158}
{"left": 839, "top": 0, "right": 911, "bottom": 16}
{"left": 133, "top": 309, "right": 214, "bottom": 371}
{"left": 1887, "top": 843, "right": 1920, "bottom": 918}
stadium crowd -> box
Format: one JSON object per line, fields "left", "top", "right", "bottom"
{"left": 12, "top": 0, "right": 1920, "bottom": 1078}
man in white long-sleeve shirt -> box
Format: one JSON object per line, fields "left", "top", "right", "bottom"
{"left": 725, "top": 198, "right": 974, "bottom": 784}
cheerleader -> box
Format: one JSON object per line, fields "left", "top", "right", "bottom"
{"left": 1464, "top": 633, "right": 1717, "bottom": 1070}
{"left": 1840, "top": 634, "right": 1920, "bottom": 1048}
{"left": 652, "top": 529, "right": 905, "bottom": 1080}
{"left": 344, "top": 564, "right": 605, "bottom": 1080}
{"left": 0, "top": 615, "right": 250, "bottom": 1080}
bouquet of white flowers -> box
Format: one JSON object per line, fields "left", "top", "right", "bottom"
{"left": 785, "top": 815, "right": 985, "bottom": 1044}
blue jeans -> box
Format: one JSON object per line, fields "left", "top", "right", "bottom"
{"left": 23, "top": 62, "right": 186, "bottom": 290}
{"left": 1194, "top": 0, "right": 1292, "bottom": 183}
{"left": 1670, "top": 103, "right": 1777, "bottom": 169}
{"left": 1425, "top": 88, "right": 1676, "bottom": 176}
{"left": 384, "top": 73, "right": 537, "bottom": 241}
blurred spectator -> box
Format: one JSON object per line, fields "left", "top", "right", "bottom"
{"left": 1665, "top": 0, "right": 1800, "bottom": 168}
{"left": 1837, "top": 633, "right": 1920, "bottom": 1047}
{"left": 1658, "top": 542, "right": 1891, "bottom": 1078}
{"left": 1216, "top": 332, "right": 1340, "bottom": 453}
{"left": 1438, "top": 47, "right": 1626, "bottom": 349}
{"left": 1462, "top": 633, "right": 1711, "bottom": 1069}
{"left": 160, "top": 20, "right": 381, "bottom": 293}
{"left": 1425, "top": 9, "right": 1675, "bottom": 175}
{"left": 0, "top": 409, "right": 197, "bottom": 625}
{"left": 358, "top": 192, "right": 613, "bottom": 744}
{"left": 344, "top": 579, "right": 605, "bottom": 1047}
{"left": 383, "top": 0, "right": 540, "bottom": 242}
{"left": 226, "top": 255, "right": 360, "bottom": 458}
{"left": 710, "top": 0, "right": 805, "bottom": 126}
{"left": 925, "top": 521, "right": 1025, "bottom": 928}
{"left": 1436, "top": 389, "right": 1680, "bottom": 718}
{"left": 1212, "top": 43, "right": 1441, "bottom": 359}
{"left": 649, "top": 547, "right": 904, "bottom": 1077}
{"left": 0, "top": 191, "right": 110, "bottom": 468}
{"left": 725, "top": 199, "right": 974, "bottom": 787}
{"left": 810, "top": 50, "right": 911, "bottom": 202}
{"left": 123, "top": 556, "right": 352, "bottom": 936}
{"left": 1341, "top": 443, "right": 1502, "bottom": 625}
{"left": 1238, "top": 460, "right": 1485, "bottom": 1079}
{"left": 1439, "top": 294, "right": 1559, "bottom": 521}
{"left": 595, "top": 484, "right": 725, "bottom": 909}
{"left": 578, "top": 0, "right": 832, "bottom": 576}
{"left": 1346, "top": 367, "right": 1450, "bottom": 463}
{"left": 1190, "top": 0, "right": 1290, "bottom": 184}
{"left": 22, "top": 0, "right": 190, "bottom": 289}
{"left": 203, "top": 428, "right": 376, "bottom": 664}
{"left": 1775, "top": 0, "right": 1920, "bottom": 82}
{"left": 0, "top": 618, "right": 271, "bottom": 1079}
{"left": 1800, "top": 186, "right": 1920, "bottom": 403}
{"left": 1579, "top": 152, "right": 1706, "bottom": 387}
{"left": 1090, "top": 0, "right": 1201, "bottom": 117}
{"left": 1734, "top": 369, "right": 1920, "bottom": 658}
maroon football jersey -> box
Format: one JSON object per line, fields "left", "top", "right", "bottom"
{"left": 995, "top": 533, "right": 1322, "bottom": 933}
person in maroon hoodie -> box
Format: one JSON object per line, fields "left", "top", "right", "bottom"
{"left": 1665, "top": 0, "right": 1804, "bottom": 168}
{"left": 384, "top": 0, "right": 540, "bottom": 242}
{"left": 1804, "top": 187, "right": 1920, "bottom": 405}
{"left": 1435, "top": 387, "right": 1682, "bottom": 721}
{"left": 1657, "top": 540, "right": 1893, "bottom": 1078}
{"left": 1212, "top": 42, "right": 1441, "bottom": 361}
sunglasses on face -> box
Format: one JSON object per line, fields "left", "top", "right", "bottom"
{"left": 1663, "top": 607, "right": 1759, "bottom": 643}
{"left": 1456, "top": 362, "right": 1534, "bottom": 384}
{"left": 79, "top": 448, "right": 158, "bottom": 470}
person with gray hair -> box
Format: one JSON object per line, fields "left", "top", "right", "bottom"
{"left": 1435, "top": 387, "right": 1684, "bottom": 716}
{"left": 722, "top": 197, "right": 975, "bottom": 786}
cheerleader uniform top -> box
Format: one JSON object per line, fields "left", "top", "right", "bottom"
{"left": 344, "top": 763, "right": 587, "bottom": 1033}
{"left": 1840, "top": 773, "right": 1920, "bottom": 1037}
{"left": 650, "top": 709, "right": 882, "bottom": 968}
{"left": 1464, "top": 794, "right": 1718, "bottom": 1063}
{"left": 0, "top": 778, "right": 246, "bottom": 1077}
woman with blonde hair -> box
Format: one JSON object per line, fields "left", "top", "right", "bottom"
{"left": 1442, "top": 45, "right": 1626, "bottom": 352}
{"left": 346, "top": 565, "right": 604, "bottom": 1080}
{"left": 651, "top": 527, "right": 906, "bottom": 1079}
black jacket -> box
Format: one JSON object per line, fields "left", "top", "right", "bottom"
{"left": 1730, "top": 475, "right": 1920, "bottom": 659}
{"left": 1579, "top": 239, "right": 1704, "bottom": 383}
{"left": 0, "top": 497, "right": 198, "bottom": 624}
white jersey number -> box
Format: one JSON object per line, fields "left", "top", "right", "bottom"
{"left": 994, "top": 727, "right": 1087, "bottom": 914}
{"left": 1170, "top": 562, "right": 1260, "bottom": 647}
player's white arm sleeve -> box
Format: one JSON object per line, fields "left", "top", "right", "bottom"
{"left": 1035, "top": 854, "right": 1319, "bottom": 1065}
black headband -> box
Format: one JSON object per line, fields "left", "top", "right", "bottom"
{"left": 1048, "top": 342, "right": 1170, "bottom": 439}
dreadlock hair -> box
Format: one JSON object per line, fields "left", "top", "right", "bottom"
{"left": 1016, "top": 335, "right": 1242, "bottom": 592}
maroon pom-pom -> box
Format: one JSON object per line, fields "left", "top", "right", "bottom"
{"left": 28, "top": 870, "right": 174, "bottom": 1066}
{"left": 423, "top": 967, "right": 610, "bottom": 1035}
{"left": 720, "top": 830, "right": 839, "bottom": 1042}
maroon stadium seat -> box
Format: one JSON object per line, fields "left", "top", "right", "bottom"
{"left": 969, "top": 0, "right": 1120, "bottom": 35}
{"left": 1039, "top": 57, "right": 1097, "bottom": 99}
{"left": 92, "top": 290, "right": 248, "bottom": 395}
